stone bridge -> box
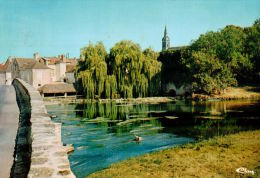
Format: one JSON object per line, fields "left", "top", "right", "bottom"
{"left": 0, "top": 79, "right": 75, "bottom": 178}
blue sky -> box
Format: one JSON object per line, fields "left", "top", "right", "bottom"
{"left": 0, "top": 0, "right": 259, "bottom": 62}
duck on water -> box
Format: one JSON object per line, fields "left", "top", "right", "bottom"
{"left": 134, "top": 134, "right": 142, "bottom": 142}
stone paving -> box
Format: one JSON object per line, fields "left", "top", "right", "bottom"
{"left": 0, "top": 85, "right": 19, "bottom": 178}
{"left": 13, "top": 79, "right": 75, "bottom": 178}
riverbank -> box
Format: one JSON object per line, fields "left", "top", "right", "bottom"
{"left": 88, "top": 130, "right": 260, "bottom": 177}
{"left": 43, "top": 96, "right": 175, "bottom": 105}
{"left": 43, "top": 86, "right": 260, "bottom": 105}
{"left": 193, "top": 86, "right": 260, "bottom": 101}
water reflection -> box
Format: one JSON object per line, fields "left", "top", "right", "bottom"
{"left": 46, "top": 100, "right": 260, "bottom": 177}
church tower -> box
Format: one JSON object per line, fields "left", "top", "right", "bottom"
{"left": 162, "top": 26, "right": 170, "bottom": 51}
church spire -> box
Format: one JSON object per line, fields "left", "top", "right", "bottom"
{"left": 164, "top": 26, "right": 167, "bottom": 36}
{"left": 162, "top": 25, "right": 170, "bottom": 51}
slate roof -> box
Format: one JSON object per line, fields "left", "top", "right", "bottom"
{"left": 15, "top": 58, "right": 50, "bottom": 70}
{"left": 38, "top": 83, "right": 76, "bottom": 94}
{"left": 40, "top": 57, "right": 78, "bottom": 65}
{"left": 42, "top": 57, "right": 62, "bottom": 65}
{"left": 4, "top": 60, "right": 11, "bottom": 72}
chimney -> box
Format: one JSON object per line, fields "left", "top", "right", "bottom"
{"left": 34, "top": 52, "right": 39, "bottom": 61}
{"left": 61, "top": 54, "right": 65, "bottom": 62}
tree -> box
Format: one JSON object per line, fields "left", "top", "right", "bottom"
{"left": 104, "top": 75, "right": 117, "bottom": 99}
{"left": 188, "top": 51, "right": 237, "bottom": 94}
{"left": 245, "top": 19, "right": 260, "bottom": 81}
{"left": 158, "top": 48, "right": 191, "bottom": 93}
{"left": 76, "top": 42, "right": 107, "bottom": 98}
{"left": 108, "top": 40, "right": 144, "bottom": 97}
{"left": 217, "top": 25, "right": 252, "bottom": 80}
{"left": 184, "top": 25, "right": 255, "bottom": 94}
{"left": 143, "top": 48, "right": 161, "bottom": 96}
{"left": 107, "top": 41, "right": 162, "bottom": 98}
{"left": 77, "top": 41, "right": 162, "bottom": 98}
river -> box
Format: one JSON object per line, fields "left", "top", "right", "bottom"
{"left": 46, "top": 99, "right": 260, "bottom": 177}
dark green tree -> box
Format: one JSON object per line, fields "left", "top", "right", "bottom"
{"left": 245, "top": 19, "right": 260, "bottom": 81}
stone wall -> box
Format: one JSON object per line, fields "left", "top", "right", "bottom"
{"left": 12, "top": 78, "right": 75, "bottom": 178}
{"left": 0, "top": 72, "right": 5, "bottom": 84}
{"left": 11, "top": 79, "right": 31, "bottom": 177}
{"left": 165, "top": 82, "right": 192, "bottom": 96}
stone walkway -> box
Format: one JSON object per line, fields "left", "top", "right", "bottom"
{"left": 0, "top": 85, "right": 19, "bottom": 178}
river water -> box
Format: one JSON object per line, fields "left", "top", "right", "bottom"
{"left": 46, "top": 100, "right": 260, "bottom": 177}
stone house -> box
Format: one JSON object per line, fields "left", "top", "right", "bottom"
{"left": 0, "top": 59, "right": 12, "bottom": 85}
{"left": 11, "top": 57, "right": 51, "bottom": 89}
{"left": 38, "top": 54, "right": 77, "bottom": 83}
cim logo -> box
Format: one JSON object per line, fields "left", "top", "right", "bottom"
{"left": 236, "top": 167, "right": 255, "bottom": 175}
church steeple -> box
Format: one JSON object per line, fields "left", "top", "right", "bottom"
{"left": 164, "top": 26, "right": 167, "bottom": 36}
{"left": 162, "top": 26, "right": 170, "bottom": 51}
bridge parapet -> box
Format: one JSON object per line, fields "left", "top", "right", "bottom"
{"left": 12, "top": 78, "right": 75, "bottom": 178}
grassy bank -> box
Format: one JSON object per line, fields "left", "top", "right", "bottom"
{"left": 193, "top": 86, "right": 260, "bottom": 101}
{"left": 88, "top": 130, "right": 260, "bottom": 178}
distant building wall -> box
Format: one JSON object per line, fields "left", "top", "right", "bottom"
{"left": 20, "top": 70, "right": 33, "bottom": 86}
{"left": 5, "top": 72, "right": 12, "bottom": 85}
{"left": 0, "top": 73, "right": 5, "bottom": 84}
{"left": 66, "top": 72, "right": 75, "bottom": 84}
{"left": 55, "top": 62, "right": 66, "bottom": 82}
{"left": 47, "top": 64, "right": 56, "bottom": 82}
{"left": 32, "top": 69, "right": 51, "bottom": 88}
{"left": 55, "top": 63, "right": 60, "bottom": 81}
{"left": 11, "top": 60, "right": 20, "bottom": 80}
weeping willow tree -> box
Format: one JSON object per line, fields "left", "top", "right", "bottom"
{"left": 77, "top": 40, "right": 162, "bottom": 98}
{"left": 107, "top": 41, "right": 161, "bottom": 98}
{"left": 104, "top": 75, "right": 117, "bottom": 99}
{"left": 108, "top": 40, "right": 144, "bottom": 98}
{"left": 76, "top": 42, "right": 108, "bottom": 98}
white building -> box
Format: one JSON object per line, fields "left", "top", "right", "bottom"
{"left": 39, "top": 54, "right": 77, "bottom": 83}
{"left": 11, "top": 57, "right": 51, "bottom": 89}
{"left": 2, "top": 53, "right": 78, "bottom": 96}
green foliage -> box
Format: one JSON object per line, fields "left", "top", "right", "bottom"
{"left": 107, "top": 41, "right": 161, "bottom": 98}
{"left": 185, "top": 24, "right": 255, "bottom": 94}
{"left": 158, "top": 49, "right": 191, "bottom": 91}
{"left": 105, "top": 75, "right": 117, "bottom": 99}
{"left": 143, "top": 48, "right": 162, "bottom": 95}
{"left": 108, "top": 40, "right": 144, "bottom": 98}
{"left": 188, "top": 51, "right": 237, "bottom": 94}
{"left": 245, "top": 19, "right": 260, "bottom": 80}
{"left": 76, "top": 19, "right": 259, "bottom": 97}
{"left": 77, "top": 41, "right": 161, "bottom": 98}
{"left": 77, "top": 42, "right": 107, "bottom": 98}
